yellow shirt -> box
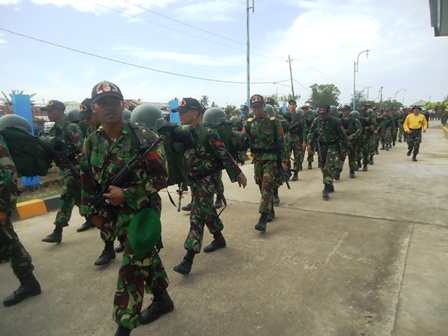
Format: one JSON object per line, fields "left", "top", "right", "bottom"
{"left": 403, "top": 113, "right": 428, "bottom": 132}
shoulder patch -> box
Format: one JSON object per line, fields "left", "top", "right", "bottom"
{"left": 247, "top": 118, "right": 254, "bottom": 122}
{"left": 270, "top": 116, "right": 276, "bottom": 121}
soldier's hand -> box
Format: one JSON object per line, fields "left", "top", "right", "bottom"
{"left": 103, "top": 185, "right": 125, "bottom": 206}
{"left": 91, "top": 215, "right": 108, "bottom": 230}
{"left": 301, "top": 141, "right": 307, "bottom": 149}
{"left": 281, "top": 163, "right": 288, "bottom": 170}
{"left": 237, "top": 175, "right": 248, "bottom": 188}
{"left": 348, "top": 135, "right": 354, "bottom": 140}
{"left": 75, "top": 153, "right": 83, "bottom": 163}
{"left": 0, "top": 211, "right": 7, "bottom": 226}
{"left": 307, "top": 145, "right": 312, "bottom": 152}
{"left": 423, "top": 129, "right": 426, "bottom": 133}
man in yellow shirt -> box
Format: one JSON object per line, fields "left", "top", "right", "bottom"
{"left": 403, "top": 106, "right": 428, "bottom": 162}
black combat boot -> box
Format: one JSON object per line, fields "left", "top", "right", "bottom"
{"left": 273, "top": 188, "right": 280, "bottom": 205}
{"left": 114, "top": 326, "right": 131, "bottom": 336}
{"left": 76, "top": 220, "right": 94, "bottom": 232}
{"left": 298, "top": 162, "right": 303, "bottom": 171}
{"left": 407, "top": 149, "right": 412, "bottom": 156}
{"left": 349, "top": 169, "right": 355, "bottom": 178}
{"left": 94, "top": 242, "right": 116, "bottom": 266}
{"left": 369, "top": 155, "right": 374, "bottom": 165}
{"left": 255, "top": 213, "right": 268, "bottom": 232}
{"left": 41, "top": 225, "right": 63, "bottom": 244}
{"left": 266, "top": 207, "right": 275, "bottom": 222}
{"left": 181, "top": 203, "right": 192, "bottom": 212}
{"left": 380, "top": 144, "right": 385, "bottom": 150}
{"left": 362, "top": 163, "right": 368, "bottom": 171}
{"left": 3, "top": 273, "right": 41, "bottom": 307}
{"left": 334, "top": 169, "right": 341, "bottom": 181}
{"left": 328, "top": 184, "right": 334, "bottom": 192}
{"left": 213, "top": 195, "right": 223, "bottom": 209}
{"left": 203, "top": 232, "right": 226, "bottom": 253}
{"left": 322, "top": 184, "right": 330, "bottom": 200}
{"left": 173, "top": 250, "right": 195, "bottom": 275}
{"left": 357, "top": 161, "right": 361, "bottom": 170}
{"left": 141, "top": 290, "right": 174, "bottom": 325}
{"left": 308, "top": 162, "right": 312, "bottom": 170}
{"left": 115, "top": 243, "right": 125, "bottom": 253}
{"left": 412, "top": 154, "right": 418, "bottom": 162}
{"left": 291, "top": 172, "right": 298, "bottom": 181}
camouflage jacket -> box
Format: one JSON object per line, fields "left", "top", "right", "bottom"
{"left": 288, "top": 113, "right": 304, "bottom": 142}
{"left": 187, "top": 123, "right": 243, "bottom": 182}
{"left": 75, "top": 120, "right": 95, "bottom": 139}
{"left": 302, "top": 113, "right": 316, "bottom": 139}
{"left": 0, "top": 135, "right": 19, "bottom": 214}
{"left": 307, "top": 116, "right": 350, "bottom": 149}
{"left": 359, "top": 113, "right": 377, "bottom": 135}
{"left": 80, "top": 123, "right": 168, "bottom": 218}
{"left": 243, "top": 116, "right": 288, "bottom": 165}
{"left": 340, "top": 116, "right": 362, "bottom": 140}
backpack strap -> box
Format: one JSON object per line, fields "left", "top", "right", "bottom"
{"left": 127, "top": 121, "right": 145, "bottom": 149}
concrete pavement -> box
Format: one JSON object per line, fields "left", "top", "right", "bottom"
{"left": 1, "top": 125, "right": 447, "bottom": 336}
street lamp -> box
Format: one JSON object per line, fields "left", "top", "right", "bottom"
{"left": 394, "top": 88, "right": 407, "bottom": 101}
{"left": 353, "top": 49, "right": 370, "bottom": 111}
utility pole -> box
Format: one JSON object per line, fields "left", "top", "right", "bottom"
{"left": 366, "top": 86, "right": 372, "bottom": 101}
{"left": 287, "top": 55, "right": 295, "bottom": 99}
{"left": 246, "top": 0, "right": 254, "bottom": 107}
{"left": 378, "top": 86, "right": 384, "bottom": 109}
{"left": 353, "top": 49, "right": 370, "bottom": 111}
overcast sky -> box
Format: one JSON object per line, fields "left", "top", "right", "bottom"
{"left": 0, "top": 0, "right": 447, "bottom": 108}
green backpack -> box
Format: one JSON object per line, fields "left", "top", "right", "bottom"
{"left": 0, "top": 127, "right": 54, "bottom": 177}
{"left": 199, "top": 121, "right": 250, "bottom": 164}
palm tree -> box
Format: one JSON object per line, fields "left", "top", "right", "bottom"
{"left": 200, "top": 95, "right": 210, "bottom": 107}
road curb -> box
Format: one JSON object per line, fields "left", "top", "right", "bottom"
{"left": 11, "top": 195, "right": 60, "bottom": 222}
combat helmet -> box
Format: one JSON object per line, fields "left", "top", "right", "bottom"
{"left": 229, "top": 116, "right": 239, "bottom": 125}
{"left": 66, "top": 108, "right": 81, "bottom": 123}
{"left": 350, "top": 110, "right": 360, "bottom": 121}
{"left": 296, "top": 108, "right": 304, "bottom": 116}
{"left": 122, "top": 109, "right": 132, "bottom": 121}
{"left": 202, "top": 107, "right": 227, "bottom": 127}
{"left": 131, "top": 104, "right": 166, "bottom": 130}
{"left": 264, "top": 104, "right": 275, "bottom": 116}
{"left": 330, "top": 105, "right": 340, "bottom": 117}
{"left": 0, "top": 114, "right": 32, "bottom": 133}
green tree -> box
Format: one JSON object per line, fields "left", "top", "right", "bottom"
{"left": 1, "top": 90, "right": 37, "bottom": 106}
{"left": 279, "top": 93, "right": 300, "bottom": 105}
{"left": 200, "top": 95, "right": 210, "bottom": 107}
{"left": 225, "top": 104, "right": 238, "bottom": 116}
{"left": 306, "top": 84, "right": 340, "bottom": 108}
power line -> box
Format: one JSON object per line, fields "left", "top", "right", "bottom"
{"left": 294, "top": 79, "right": 311, "bottom": 92}
{"left": 87, "top": 0, "right": 284, "bottom": 62}
{"left": 0, "top": 28, "right": 290, "bottom": 85}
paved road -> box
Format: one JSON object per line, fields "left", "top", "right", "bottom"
{"left": 1, "top": 125, "right": 447, "bottom": 336}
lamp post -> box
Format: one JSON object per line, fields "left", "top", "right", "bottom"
{"left": 246, "top": 0, "right": 254, "bottom": 107}
{"left": 394, "top": 88, "right": 407, "bottom": 101}
{"left": 353, "top": 49, "right": 370, "bottom": 111}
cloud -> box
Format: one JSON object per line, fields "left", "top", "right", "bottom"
{"left": 0, "top": 0, "right": 21, "bottom": 5}
{"left": 114, "top": 46, "right": 244, "bottom": 66}
{"left": 174, "top": 0, "right": 240, "bottom": 22}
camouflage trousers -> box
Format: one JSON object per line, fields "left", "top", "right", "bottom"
{"left": 288, "top": 140, "right": 304, "bottom": 172}
{"left": 237, "top": 150, "right": 246, "bottom": 164}
{"left": 407, "top": 129, "right": 422, "bottom": 155}
{"left": 100, "top": 214, "right": 126, "bottom": 245}
{"left": 184, "top": 174, "right": 224, "bottom": 253}
{"left": 337, "top": 143, "right": 357, "bottom": 171}
{"left": 392, "top": 127, "right": 398, "bottom": 144}
{"left": 54, "top": 170, "right": 81, "bottom": 227}
{"left": 360, "top": 134, "right": 372, "bottom": 164}
{"left": 319, "top": 145, "right": 339, "bottom": 185}
{"left": 254, "top": 159, "right": 277, "bottom": 214}
{"left": 0, "top": 218, "right": 34, "bottom": 279}
{"left": 381, "top": 128, "right": 392, "bottom": 146}
{"left": 113, "top": 212, "right": 169, "bottom": 330}
{"left": 398, "top": 125, "right": 405, "bottom": 141}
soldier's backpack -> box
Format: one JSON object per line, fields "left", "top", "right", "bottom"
{"left": 199, "top": 121, "right": 250, "bottom": 164}
{"left": 0, "top": 127, "right": 54, "bottom": 177}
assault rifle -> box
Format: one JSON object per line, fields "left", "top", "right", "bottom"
{"left": 40, "top": 136, "right": 81, "bottom": 179}
{"left": 89, "top": 136, "right": 164, "bottom": 216}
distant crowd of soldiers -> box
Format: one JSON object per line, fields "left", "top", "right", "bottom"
{"left": 0, "top": 82, "right": 429, "bottom": 336}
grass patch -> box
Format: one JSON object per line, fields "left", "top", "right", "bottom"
{"left": 17, "top": 165, "right": 63, "bottom": 202}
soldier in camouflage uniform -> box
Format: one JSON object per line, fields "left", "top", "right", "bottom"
{"left": 381, "top": 109, "right": 393, "bottom": 151}
{"left": 398, "top": 108, "right": 409, "bottom": 143}
{"left": 172, "top": 98, "right": 247, "bottom": 276}
{"left": 41, "top": 100, "right": 84, "bottom": 244}
{"left": 285, "top": 100, "right": 303, "bottom": 181}
{"left": 307, "top": 105, "right": 350, "bottom": 199}
{"left": 338, "top": 105, "right": 362, "bottom": 179}
{"left": 302, "top": 105, "right": 315, "bottom": 169}
{"left": 80, "top": 81, "right": 173, "bottom": 336}
{"left": 0, "top": 131, "right": 41, "bottom": 307}
{"left": 390, "top": 107, "right": 399, "bottom": 146}
{"left": 243, "top": 94, "right": 288, "bottom": 232}
{"left": 358, "top": 105, "right": 375, "bottom": 171}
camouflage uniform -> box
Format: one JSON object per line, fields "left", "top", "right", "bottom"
{"left": 0, "top": 135, "right": 34, "bottom": 279}
{"left": 302, "top": 112, "right": 316, "bottom": 165}
{"left": 50, "top": 120, "right": 83, "bottom": 227}
{"left": 243, "top": 116, "right": 288, "bottom": 214}
{"left": 307, "top": 116, "right": 350, "bottom": 186}
{"left": 390, "top": 111, "right": 399, "bottom": 145}
{"left": 398, "top": 111, "right": 408, "bottom": 142}
{"left": 358, "top": 113, "right": 375, "bottom": 167}
{"left": 183, "top": 124, "right": 244, "bottom": 253}
{"left": 80, "top": 123, "right": 169, "bottom": 330}
{"left": 338, "top": 116, "right": 362, "bottom": 172}
{"left": 287, "top": 113, "right": 304, "bottom": 172}
{"left": 382, "top": 114, "right": 393, "bottom": 148}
